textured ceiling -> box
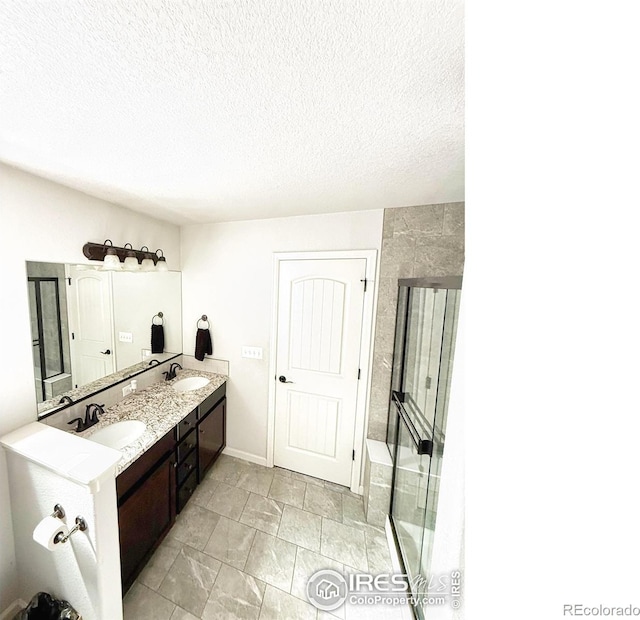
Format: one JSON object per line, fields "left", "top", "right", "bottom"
{"left": 0, "top": 1, "right": 464, "bottom": 224}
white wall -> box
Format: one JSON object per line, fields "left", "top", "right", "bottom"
{"left": 181, "top": 210, "right": 384, "bottom": 462}
{"left": 429, "top": 299, "right": 464, "bottom": 620}
{"left": 112, "top": 271, "right": 182, "bottom": 369}
{"left": 6, "top": 453, "right": 121, "bottom": 620}
{"left": 0, "top": 162, "right": 180, "bottom": 613}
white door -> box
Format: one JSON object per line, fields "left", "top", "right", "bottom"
{"left": 67, "top": 267, "right": 116, "bottom": 388}
{"left": 274, "top": 258, "right": 366, "bottom": 486}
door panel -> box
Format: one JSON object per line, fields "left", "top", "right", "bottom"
{"left": 289, "top": 278, "right": 346, "bottom": 374}
{"left": 67, "top": 267, "right": 115, "bottom": 387}
{"left": 287, "top": 391, "right": 339, "bottom": 457}
{"left": 275, "top": 258, "right": 366, "bottom": 486}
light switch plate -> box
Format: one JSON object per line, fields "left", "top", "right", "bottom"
{"left": 122, "top": 385, "right": 133, "bottom": 397}
{"left": 241, "top": 346, "right": 263, "bottom": 360}
{"left": 119, "top": 331, "right": 133, "bottom": 343}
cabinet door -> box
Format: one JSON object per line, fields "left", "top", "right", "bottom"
{"left": 198, "top": 397, "right": 226, "bottom": 479}
{"left": 118, "top": 451, "right": 176, "bottom": 592}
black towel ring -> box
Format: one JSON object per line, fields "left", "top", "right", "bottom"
{"left": 197, "top": 314, "right": 210, "bottom": 329}
{"left": 152, "top": 312, "right": 164, "bottom": 325}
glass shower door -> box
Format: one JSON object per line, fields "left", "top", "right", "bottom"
{"left": 388, "top": 278, "right": 461, "bottom": 619}
{"left": 28, "top": 277, "right": 65, "bottom": 403}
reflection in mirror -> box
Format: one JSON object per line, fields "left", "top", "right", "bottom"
{"left": 26, "top": 262, "right": 182, "bottom": 418}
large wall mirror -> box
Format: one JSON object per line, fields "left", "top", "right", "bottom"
{"left": 27, "top": 261, "right": 182, "bottom": 418}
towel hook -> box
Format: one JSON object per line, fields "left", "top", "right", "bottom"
{"left": 197, "top": 315, "right": 209, "bottom": 329}
{"left": 152, "top": 311, "right": 164, "bottom": 325}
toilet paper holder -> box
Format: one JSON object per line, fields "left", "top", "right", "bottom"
{"left": 50, "top": 504, "right": 87, "bottom": 545}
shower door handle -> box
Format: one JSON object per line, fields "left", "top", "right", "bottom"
{"left": 392, "top": 391, "right": 433, "bottom": 456}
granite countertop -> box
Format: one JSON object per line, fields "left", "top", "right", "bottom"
{"left": 37, "top": 351, "right": 181, "bottom": 415}
{"left": 79, "top": 369, "right": 227, "bottom": 475}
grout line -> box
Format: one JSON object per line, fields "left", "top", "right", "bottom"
{"left": 132, "top": 582, "right": 178, "bottom": 616}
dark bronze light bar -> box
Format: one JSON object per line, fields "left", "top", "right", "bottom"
{"left": 82, "top": 239, "right": 163, "bottom": 265}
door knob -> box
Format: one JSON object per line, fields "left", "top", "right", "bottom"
{"left": 278, "top": 375, "right": 294, "bottom": 383}
{"left": 100, "top": 349, "right": 111, "bottom": 355}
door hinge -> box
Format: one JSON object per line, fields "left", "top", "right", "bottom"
{"left": 67, "top": 277, "right": 71, "bottom": 286}
{"left": 360, "top": 278, "right": 367, "bottom": 292}
{"left": 357, "top": 368, "right": 361, "bottom": 380}
{"left": 71, "top": 332, "right": 75, "bottom": 340}
{"left": 352, "top": 450, "right": 355, "bottom": 461}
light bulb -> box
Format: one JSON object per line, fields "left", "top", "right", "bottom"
{"left": 102, "top": 249, "right": 121, "bottom": 271}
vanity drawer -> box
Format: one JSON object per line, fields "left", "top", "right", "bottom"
{"left": 176, "top": 429, "right": 197, "bottom": 463}
{"left": 197, "top": 383, "right": 226, "bottom": 419}
{"left": 177, "top": 469, "right": 198, "bottom": 513}
{"left": 174, "top": 408, "right": 197, "bottom": 441}
{"left": 176, "top": 448, "right": 198, "bottom": 485}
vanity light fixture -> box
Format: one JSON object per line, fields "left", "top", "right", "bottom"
{"left": 155, "top": 249, "right": 168, "bottom": 272}
{"left": 83, "top": 240, "right": 167, "bottom": 272}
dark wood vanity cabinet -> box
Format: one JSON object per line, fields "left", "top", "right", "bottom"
{"left": 116, "top": 430, "right": 176, "bottom": 593}
{"left": 116, "top": 382, "right": 227, "bottom": 591}
{"left": 198, "top": 397, "right": 226, "bottom": 479}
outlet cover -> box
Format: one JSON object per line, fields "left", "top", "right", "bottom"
{"left": 119, "top": 331, "right": 133, "bottom": 343}
{"left": 241, "top": 346, "right": 263, "bottom": 360}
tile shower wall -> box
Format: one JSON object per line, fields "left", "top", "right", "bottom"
{"left": 363, "top": 202, "right": 464, "bottom": 527}
{"left": 368, "top": 202, "right": 464, "bottom": 442}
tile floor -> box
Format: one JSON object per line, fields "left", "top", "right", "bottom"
{"left": 123, "top": 454, "right": 405, "bottom": 620}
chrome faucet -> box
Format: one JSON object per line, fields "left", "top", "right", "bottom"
{"left": 67, "top": 403, "right": 105, "bottom": 433}
{"left": 163, "top": 362, "right": 183, "bottom": 381}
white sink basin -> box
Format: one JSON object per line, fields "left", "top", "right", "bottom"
{"left": 172, "top": 376, "right": 210, "bottom": 392}
{"left": 88, "top": 420, "right": 146, "bottom": 450}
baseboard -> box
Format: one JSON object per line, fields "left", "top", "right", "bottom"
{"left": 1, "top": 599, "right": 27, "bottom": 620}
{"left": 222, "top": 446, "right": 267, "bottom": 467}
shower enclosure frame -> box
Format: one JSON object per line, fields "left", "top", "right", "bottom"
{"left": 28, "top": 276, "right": 65, "bottom": 402}
{"left": 386, "top": 275, "right": 462, "bottom": 620}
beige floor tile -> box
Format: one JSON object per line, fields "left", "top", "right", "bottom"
{"left": 203, "top": 515, "right": 257, "bottom": 570}
{"left": 201, "top": 563, "right": 266, "bottom": 620}
{"left": 208, "top": 481, "right": 251, "bottom": 520}
{"left": 240, "top": 492, "right": 284, "bottom": 535}
{"left": 244, "top": 530, "right": 297, "bottom": 592}
{"left": 268, "top": 474, "right": 306, "bottom": 508}
{"left": 258, "top": 584, "right": 317, "bottom": 620}
{"left": 277, "top": 504, "right": 322, "bottom": 552}
{"left": 123, "top": 582, "right": 175, "bottom": 620}
{"left": 321, "top": 518, "right": 368, "bottom": 572}
{"left": 158, "top": 545, "right": 221, "bottom": 617}
{"left": 304, "top": 484, "right": 343, "bottom": 521}
{"left": 168, "top": 503, "right": 221, "bottom": 551}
